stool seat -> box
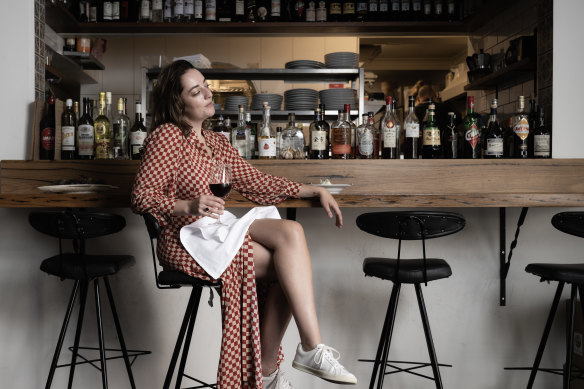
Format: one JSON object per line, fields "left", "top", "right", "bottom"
{"left": 158, "top": 270, "right": 220, "bottom": 287}
{"left": 364, "top": 257, "right": 452, "bottom": 284}
{"left": 41, "top": 254, "right": 135, "bottom": 280}
{"left": 525, "top": 263, "right": 584, "bottom": 284}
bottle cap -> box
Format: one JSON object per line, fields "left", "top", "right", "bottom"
{"left": 386, "top": 96, "right": 393, "bottom": 105}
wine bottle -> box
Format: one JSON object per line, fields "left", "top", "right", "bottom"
{"left": 94, "top": 92, "right": 112, "bottom": 159}
{"left": 368, "top": 0, "right": 379, "bottom": 20}
{"left": 139, "top": 0, "right": 151, "bottom": 22}
{"left": 379, "top": 0, "right": 390, "bottom": 20}
{"left": 411, "top": 0, "right": 422, "bottom": 20}
{"left": 111, "top": 0, "right": 121, "bottom": 21}
{"left": 390, "top": 0, "right": 400, "bottom": 20}
{"left": 423, "top": 0, "right": 432, "bottom": 19}
{"left": 422, "top": 103, "right": 441, "bottom": 158}
{"left": 342, "top": 0, "right": 356, "bottom": 21}
{"left": 194, "top": 0, "right": 204, "bottom": 21}
{"left": 356, "top": 0, "right": 368, "bottom": 21}
{"left": 232, "top": 105, "right": 251, "bottom": 159}
{"left": 442, "top": 112, "right": 458, "bottom": 159}
{"left": 113, "top": 97, "right": 130, "bottom": 159}
{"left": 213, "top": 115, "right": 231, "bottom": 142}
{"left": 329, "top": 1, "right": 342, "bottom": 21}
{"left": 484, "top": 99, "right": 504, "bottom": 159}
{"left": 184, "top": 0, "right": 195, "bottom": 21}
{"left": 39, "top": 95, "right": 56, "bottom": 160}
{"left": 258, "top": 104, "right": 277, "bottom": 159}
{"left": 513, "top": 95, "right": 530, "bottom": 158}
{"left": 77, "top": 98, "right": 95, "bottom": 160}
{"left": 163, "top": 0, "right": 173, "bottom": 21}
{"left": 403, "top": 96, "right": 420, "bottom": 159}
{"left": 246, "top": 0, "right": 257, "bottom": 21}
{"left": 129, "top": 101, "right": 147, "bottom": 160}
{"left": 61, "top": 99, "right": 77, "bottom": 160}
{"left": 533, "top": 106, "right": 551, "bottom": 158}
{"left": 217, "top": 0, "right": 233, "bottom": 21}
{"left": 380, "top": 96, "right": 399, "bottom": 159}
{"left": 309, "top": 105, "right": 330, "bottom": 159}
{"left": 434, "top": 0, "right": 444, "bottom": 20}
{"left": 462, "top": 95, "right": 480, "bottom": 159}
{"left": 400, "top": 0, "right": 411, "bottom": 20}
{"left": 234, "top": 0, "right": 246, "bottom": 20}
{"left": 151, "top": 0, "right": 163, "bottom": 21}
{"left": 173, "top": 0, "right": 185, "bottom": 21}
{"left": 331, "top": 108, "right": 351, "bottom": 159}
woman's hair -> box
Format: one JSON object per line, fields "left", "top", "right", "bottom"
{"left": 150, "top": 59, "right": 196, "bottom": 137}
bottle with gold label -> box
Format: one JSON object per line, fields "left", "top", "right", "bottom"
{"left": 94, "top": 92, "right": 112, "bottom": 159}
{"left": 513, "top": 95, "right": 530, "bottom": 158}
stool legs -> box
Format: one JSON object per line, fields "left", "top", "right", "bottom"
{"left": 94, "top": 279, "right": 108, "bottom": 389}
{"left": 67, "top": 281, "right": 89, "bottom": 389}
{"left": 415, "top": 283, "right": 443, "bottom": 389}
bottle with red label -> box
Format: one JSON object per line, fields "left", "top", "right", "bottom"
{"left": 462, "top": 95, "right": 481, "bottom": 159}
{"left": 39, "top": 95, "right": 56, "bottom": 160}
{"left": 380, "top": 96, "right": 399, "bottom": 159}
{"left": 513, "top": 95, "right": 530, "bottom": 158}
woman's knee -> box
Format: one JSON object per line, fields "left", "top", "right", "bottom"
{"left": 280, "top": 220, "right": 305, "bottom": 244}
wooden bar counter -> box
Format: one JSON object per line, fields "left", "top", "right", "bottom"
{"left": 1, "top": 159, "right": 583, "bottom": 208}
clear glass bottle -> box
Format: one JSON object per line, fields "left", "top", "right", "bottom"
{"left": 380, "top": 96, "right": 399, "bottom": 159}
{"left": 533, "top": 105, "right": 551, "bottom": 158}
{"left": 484, "top": 99, "right": 504, "bottom": 159}
{"left": 213, "top": 115, "right": 231, "bottom": 142}
{"left": 331, "top": 108, "right": 351, "bottom": 159}
{"left": 309, "top": 105, "right": 330, "bottom": 159}
{"left": 246, "top": 112, "right": 258, "bottom": 159}
{"left": 258, "top": 104, "right": 277, "bottom": 159}
{"left": 94, "top": 92, "right": 112, "bottom": 159}
{"left": 232, "top": 105, "right": 251, "bottom": 159}
{"left": 442, "top": 112, "right": 458, "bottom": 159}
{"left": 356, "top": 113, "right": 373, "bottom": 159}
{"left": 105, "top": 92, "right": 114, "bottom": 158}
{"left": 342, "top": 104, "right": 356, "bottom": 158}
{"left": 61, "top": 99, "right": 77, "bottom": 160}
{"left": 77, "top": 97, "right": 95, "bottom": 160}
{"left": 281, "top": 113, "right": 306, "bottom": 159}
{"left": 113, "top": 97, "right": 130, "bottom": 159}
{"left": 129, "top": 101, "right": 147, "bottom": 160}
{"left": 513, "top": 95, "right": 530, "bottom": 158}
{"left": 403, "top": 95, "right": 420, "bottom": 159}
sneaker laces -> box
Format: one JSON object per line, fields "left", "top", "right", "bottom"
{"left": 313, "top": 345, "right": 345, "bottom": 374}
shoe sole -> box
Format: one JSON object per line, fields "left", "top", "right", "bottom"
{"left": 292, "top": 361, "right": 357, "bottom": 385}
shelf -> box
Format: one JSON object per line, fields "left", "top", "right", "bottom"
{"left": 147, "top": 68, "right": 361, "bottom": 82}
{"left": 464, "top": 58, "right": 537, "bottom": 91}
{"left": 215, "top": 109, "right": 359, "bottom": 121}
{"left": 62, "top": 51, "right": 105, "bottom": 70}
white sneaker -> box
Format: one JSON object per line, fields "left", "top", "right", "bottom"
{"left": 263, "top": 368, "right": 295, "bottom": 389}
{"left": 292, "top": 343, "right": 357, "bottom": 385}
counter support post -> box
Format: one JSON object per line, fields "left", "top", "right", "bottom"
{"left": 500, "top": 207, "right": 506, "bottom": 306}
{"left": 286, "top": 208, "right": 296, "bottom": 221}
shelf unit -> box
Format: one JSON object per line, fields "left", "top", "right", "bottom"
{"left": 142, "top": 67, "right": 365, "bottom": 121}
{"left": 45, "top": 46, "right": 99, "bottom": 101}
{"left": 464, "top": 58, "right": 536, "bottom": 91}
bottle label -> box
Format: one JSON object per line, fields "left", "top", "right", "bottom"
{"left": 486, "top": 138, "right": 504, "bottom": 156}
{"left": 330, "top": 2, "right": 342, "bottom": 14}
{"left": 358, "top": 131, "right": 374, "bottom": 156}
{"left": 405, "top": 122, "right": 419, "bottom": 138}
{"left": 382, "top": 120, "right": 397, "bottom": 147}
{"left": 77, "top": 124, "right": 94, "bottom": 156}
{"left": 423, "top": 127, "right": 441, "bottom": 146}
{"left": 259, "top": 138, "right": 277, "bottom": 157}
{"left": 236, "top": 0, "right": 245, "bottom": 15}
{"left": 424, "top": 3, "right": 431, "bottom": 14}
{"left": 343, "top": 2, "right": 355, "bottom": 14}
{"left": 174, "top": 0, "right": 184, "bottom": 15}
{"left": 205, "top": 0, "right": 216, "bottom": 20}
{"left": 41, "top": 127, "right": 55, "bottom": 151}
{"left": 194, "top": 0, "right": 203, "bottom": 17}
{"left": 164, "top": 1, "right": 173, "bottom": 18}
{"left": 465, "top": 123, "right": 479, "bottom": 149}
{"left": 380, "top": 1, "right": 390, "bottom": 12}
{"left": 311, "top": 130, "right": 327, "bottom": 151}
{"left": 234, "top": 138, "right": 249, "bottom": 158}
{"left": 152, "top": 0, "right": 163, "bottom": 11}
{"left": 61, "top": 126, "right": 75, "bottom": 151}
{"left": 513, "top": 118, "right": 529, "bottom": 140}
{"left": 435, "top": 3, "right": 443, "bottom": 14}
{"left": 332, "top": 143, "right": 351, "bottom": 155}
{"left": 95, "top": 139, "right": 111, "bottom": 159}
{"left": 534, "top": 134, "right": 551, "bottom": 156}
{"left": 103, "top": 2, "right": 113, "bottom": 20}
{"left": 185, "top": 0, "right": 194, "bottom": 14}
{"left": 141, "top": 0, "right": 151, "bottom": 18}
{"left": 112, "top": 2, "right": 120, "bottom": 18}
{"left": 271, "top": 1, "right": 281, "bottom": 16}
{"left": 448, "top": 2, "right": 455, "bottom": 14}
{"left": 130, "top": 131, "right": 147, "bottom": 155}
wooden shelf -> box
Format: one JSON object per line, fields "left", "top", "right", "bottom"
{"left": 464, "top": 58, "right": 536, "bottom": 91}
{"left": 62, "top": 51, "right": 105, "bottom": 70}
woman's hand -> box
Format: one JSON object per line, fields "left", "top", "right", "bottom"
{"left": 298, "top": 185, "right": 343, "bottom": 228}
{"left": 173, "top": 195, "right": 225, "bottom": 218}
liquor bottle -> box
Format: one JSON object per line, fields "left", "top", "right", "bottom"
{"left": 217, "top": 0, "right": 232, "bottom": 21}
{"left": 232, "top": 105, "right": 251, "bottom": 159}
{"left": 281, "top": 113, "right": 305, "bottom": 159}
{"left": 533, "top": 106, "right": 551, "bottom": 158}
{"left": 39, "top": 95, "right": 56, "bottom": 160}
{"left": 256, "top": 0, "right": 270, "bottom": 20}
{"left": 129, "top": 101, "right": 147, "bottom": 160}
{"left": 367, "top": 0, "right": 378, "bottom": 20}
{"left": 246, "top": 0, "right": 257, "bottom": 21}
{"left": 258, "top": 105, "right": 277, "bottom": 159}
{"left": 446, "top": 0, "right": 457, "bottom": 21}
{"left": 213, "top": 115, "right": 231, "bottom": 142}
{"left": 484, "top": 99, "right": 504, "bottom": 159}
{"left": 309, "top": 105, "right": 330, "bottom": 159}
{"left": 513, "top": 95, "right": 530, "bottom": 158}
{"left": 151, "top": 0, "right": 163, "bottom": 21}
{"left": 113, "top": 97, "right": 130, "bottom": 159}
{"left": 234, "top": 0, "right": 246, "bottom": 20}
{"left": 434, "top": 0, "right": 444, "bottom": 20}
{"left": 331, "top": 109, "right": 351, "bottom": 159}
{"left": 528, "top": 98, "right": 537, "bottom": 157}
{"left": 357, "top": 113, "right": 378, "bottom": 159}
{"left": 403, "top": 96, "right": 420, "bottom": 159}
{"left": 79, "top": 1, "right": 89, "bottom": 22}
{"left": 316, "top": 0, "right": 327, "bottom": 21}
{"left": 120, "top": 0, "right": 130, "bottom": 21}
{"left": 163, "top": 0, "right": 173, "bottom": 21}
{"left": 411, "top": 0, "right": 422, "bottom": 20}
{"left": 291, "top": 0, "right": 306, "bottom": 20}
{"left": 77, "top": 98, "right": 95, "bottom": 160}
{"left": 422, "top": 103, "right": 441, "bottom": 158}
{"left": 270, "top": 0, "right": 282, "bottom": 20}
{"left": 94, "top": 93, "right": 111, "bottom": 159}
{"left": 73, "top": 101, "right": 80, "bottom": 122}
{"left": 380, "top": 96, "right": 399, "bottom": 159}
{"left": 328, "top": 0, "right": 342, "bottom": 20}
{"left": 343, "top": 104, "right": 356, "bottom": 158}
{"left": 112, "top": 0, "right": 121, "bottom": 21}
{"left": 105, "top": 92, "right": 114, "bottom": 158}
{"left": 462, "top": 95, "right": 480, "bottom": 159}
{"left": 89, "top": 0, "right": 98, "bottom": 22}
{"left": 400, "top": 0, "right": 411, "bottom": 20}
{"left": 102, "top": 0, "right": 113, "bottom": 21}
{"left": 306, "top": 1, "right": 316, "bottom": 21}
{"left": 245, "top": 112, "right": 258, "bottom": 159}
{"left": 389, "top": 0, "right": 400, "bottom": 20}
{"left": 423, "top": 0, "right": 432, "bottom": 19}
{"left": 61, "top": 99, "right": 77, "bottom": 160}
{"left": 193, "top": 0, "right": 204, "bottom": 21}
{"left": 342, "top": 0, "right": 356, "bottom": 21}
{"left": 173, "top": 0, "right": 185, "bottom": 21}
{"left": 356, "top": 1, "right": 368, "bottom": 20}
{"left": 442, "top": 112, "right": 458, "bottom": 158}
{"left": 275, "top": 126, "right": 283, "bottom": 158}
{"left": 139, "top": 0, "right": 151, "bottom": 21}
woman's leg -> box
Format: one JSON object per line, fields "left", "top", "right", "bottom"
{"left": 250, "top": 219, "right": 322, "bottom": 373}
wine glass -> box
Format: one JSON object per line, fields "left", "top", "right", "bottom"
{"left": 208, "top": 163, "right": 232, "bottom": 225}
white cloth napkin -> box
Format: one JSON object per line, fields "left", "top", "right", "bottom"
{"left": 179, "top": 206, "right": 281, "bottom": 279}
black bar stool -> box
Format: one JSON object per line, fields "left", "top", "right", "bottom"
{"left": 506, "top": 212, "right": 584, "bottom": 388}
{"left": 29, "top": 210, "right": 150, "bottom": 389}
{"left": 356, "top": 211, "right": 465, "bottom": 389}
{"left": 142, "top": 213, "right": 221, "bottom": 389}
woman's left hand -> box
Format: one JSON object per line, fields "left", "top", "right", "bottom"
{"left": 298, "top": 185, "right": 343, "bottom": 228}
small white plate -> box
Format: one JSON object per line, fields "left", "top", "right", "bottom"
{"left": 38, "top": 184, "right": 118, "bottom": 194}
{"left": 310, "top": 183, "right": 351, "bottom": 194}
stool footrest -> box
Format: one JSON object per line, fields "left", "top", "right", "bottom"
{"left": 504, "top": 366, "right": 584, "bottom": 379}
{"left": 358, "top": 358, "right": 452, "bottom": 381}
{"left": 55, "top": 346, "right": 151, "bottom": 371}
{"left": 182, "top": 372, "right": 218, "bottom": 388}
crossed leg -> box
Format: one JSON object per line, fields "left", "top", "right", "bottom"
{"left": 248, "top": 218, "right": 322, "bottom": 375}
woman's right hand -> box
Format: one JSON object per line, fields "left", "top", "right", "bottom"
{"left": 173, "top": 195, "right": 225, "bottom": 217}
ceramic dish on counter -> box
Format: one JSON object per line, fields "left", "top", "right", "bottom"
{"left": 38, "top": 184, "right": 119, "bottom": 194}
{"left": 309, "top": 182, "right": 351, "bottom": 194}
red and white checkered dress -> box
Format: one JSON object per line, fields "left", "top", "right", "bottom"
{"left": 131, "top": 123, "right": 301, "bottom": 389}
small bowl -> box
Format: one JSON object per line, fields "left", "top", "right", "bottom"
{"left": 310, "top": 183, "right": 351, "bottom": 194}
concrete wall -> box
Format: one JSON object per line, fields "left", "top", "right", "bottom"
{"left": 1, "top": 1, "right": 583, "bottom": 388}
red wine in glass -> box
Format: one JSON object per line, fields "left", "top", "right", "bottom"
{"left": 209, "top": 163, "right": 232, "bottom": 224}
{"left": 209, "top": 183, "right": 232, "bottom": 198}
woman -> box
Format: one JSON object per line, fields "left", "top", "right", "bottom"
{"left": 131, "top": 60, "right": 356, "bottom": 389}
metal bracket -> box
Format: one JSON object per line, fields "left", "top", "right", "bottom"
{"left": 499, "top": 207, "right": 529, "bottom": 306}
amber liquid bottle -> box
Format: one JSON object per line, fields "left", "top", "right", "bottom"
{"left": 309, "top": 105, "right": 330, "bottom": 159}
{"left": 331, "top": 108, "right": 351, "bottom": 159}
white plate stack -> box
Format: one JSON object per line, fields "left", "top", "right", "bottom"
{"left": 284, "top": 89, "right": 319, "bottom": 111}
{"left": 251, "top": 93, "right": 283, "bottom": 110}
{"left": 324, "top": 52, "right": 359, "bottom": 69}
{"left": 319, "top": 88, "right": 357, "bottom": 111}
{"left": 224, "top": 96, "right": 249, "bottom": 111}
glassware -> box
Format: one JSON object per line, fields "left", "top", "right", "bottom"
{"left": 209, "top": 163, "right": 232, "bottom": 225}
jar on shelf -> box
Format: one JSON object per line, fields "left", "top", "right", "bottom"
{"left": 280, "top": 113, "right": 305, "bottom": 159}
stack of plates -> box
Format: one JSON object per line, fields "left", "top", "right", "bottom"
{"left": 324, "top": 52, "right": 359, "bottom": 69}
{"left": 284, "top": 89, "right": 319, "bottom": 111}
{"left": 285, "top": 60, "right": 325, "bottom": 69}
{"left": 251, "top": 93, "right": 283, "bottom": 110}
{"left": 224, "top": 96, "right": 249, "bottom": 111}
{"left": 319, "top": 88, "right": 357, "bottom": 111}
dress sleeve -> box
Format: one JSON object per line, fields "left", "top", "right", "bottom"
{"left": 216, "top": 135, "right": 301, "bottom": 205}
{"left": 131, "top": 123, "right": 183, "bottom": 226}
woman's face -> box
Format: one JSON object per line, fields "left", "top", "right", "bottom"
{"left": 180, "top": 68, "right": 215, "bottom": 126}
